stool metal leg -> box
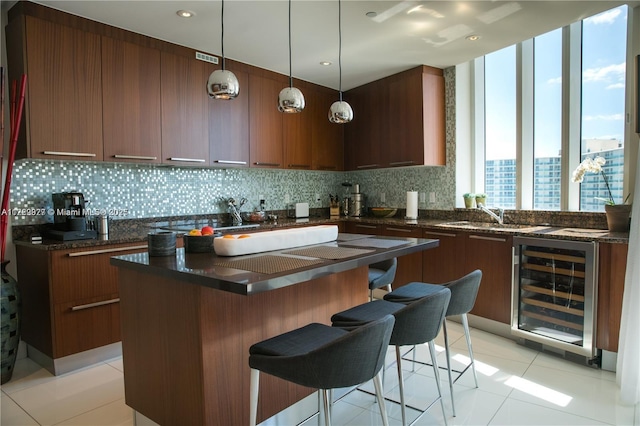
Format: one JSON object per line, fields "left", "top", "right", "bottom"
{"left": 395, "top": 346, "right": 407, "bottom": 426}
{"left": 250, "top": 368, "right": 260, "bottom": 426}
{"left": 443, "top": 319, "right": 455, "bottom": 417}
{"left": 428, "top": 340, "right": 449, "bottom": 426}
{"left": 321, "top": 389, "right": 332, "bottom": 426}
{"left": 373, "top": 369, "right": 391, "bottom": 426}
{"left": 461, "top": 313, "right": 479, "bottom": 388}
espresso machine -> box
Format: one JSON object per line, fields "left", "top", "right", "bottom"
{"left": 47, "top": 192, "right": 97, "bottom": 241}
{"left": 350, "top": 184, "right": 366, "bottom": 217}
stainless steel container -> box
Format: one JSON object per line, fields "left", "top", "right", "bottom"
{"left": 350, "top": 193, "right": 366, "bottom": 217}
{"left": 95, "top": 215, "right": 109, "bottom": 235}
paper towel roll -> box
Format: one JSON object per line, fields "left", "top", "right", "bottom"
{"left": 406, "top": 191, "right": 418, "bottom": 219}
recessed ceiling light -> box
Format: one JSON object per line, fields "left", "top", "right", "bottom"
{"left": 320, "top": 61, "right": 332, "bottom": 66}
{"left": 176, "top": 10, "right": 195, "bottom": 18}
{"left": 365, "top": 11, "right": 377, "bottom": 18}
{"left": 466, "top": 35, "right": 480, "bottom": 41}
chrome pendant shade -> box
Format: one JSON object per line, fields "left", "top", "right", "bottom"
{"left": 207, "top": 0, "right": 239, "bottom": 100}
{"left": 329, "top": 0, "right": 352, "bottom": 123}
{"left": 328, "top": 100, "right": 353, "bottom": 124}
{"left": 207, "top": 69, "right": 239, "bottom": 100}
{"left": 278, "top": 0, "right": 304, "bottom": 113}
{"left": 278, "top": 86, "right": 305, "bottom": 113}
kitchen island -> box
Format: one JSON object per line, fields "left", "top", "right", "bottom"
{"left": 110, "top": 230, "right": 438, "bottom": 425}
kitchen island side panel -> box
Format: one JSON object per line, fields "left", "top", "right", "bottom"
{"left": 118, "top": 266, "right": 368, "bottom": 425}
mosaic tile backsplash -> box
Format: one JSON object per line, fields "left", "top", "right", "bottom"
{"left": 8, "top": 68, "right": 457, "bottom": 226}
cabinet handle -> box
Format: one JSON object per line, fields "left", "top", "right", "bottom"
{"left": 469, "top": 235, "right": 507, "bottom": 242}
{"left": 43, "top": 151, "right": 96, "bottom": 157}
{"left": 254, "top": 162, "right": 280, "bottom": 167}
{"left": 356, "top": 164, "right": 379, "bottom": 169}
{"left": 168, "top": 157, "right": 206, "bottom": 163}
{"left": 113, "top": 154, "right": 157, "bottom": 160}
{"left": 389, "top": 161, "right": 415, "bottom": 167}
{"left": 288, "top": 164, "right": 310, "bottom": 168}
{"left": 214, "top": 160, "right": 247, "bottom": 165}
{"left": 385, "top": 227, "right": 413, "bottom": 233}
{"left": 355, "top": 224, "right": 377, "bottom": 229}
{"left": 68, "top": 245, "right": 148, "bottom": 257}
{"left": 317, "top": 165, "right": 337, "bottom": 170}
{"left": 424, "top": 231, "right": 457, "bottom": 238}
{"left": 71, "top": 298, "right": 120, "bottom": 311}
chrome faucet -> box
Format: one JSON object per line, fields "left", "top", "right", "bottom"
{"left": 477, "top": 203, "right": 504, "bottom": 225}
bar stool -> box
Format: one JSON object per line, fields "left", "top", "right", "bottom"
{"left": 368, "top": 258, "right": 397, "bottom": 300}
{"left": 249, "top": 315, "right": 395, "bottom": 426}
{"left": 384, "top": 270, "right": 483, "bottom": 417}
{"left": 331, "top": 286, "right": 451, "bottom": 426}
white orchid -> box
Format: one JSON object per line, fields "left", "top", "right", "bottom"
{"left": 571, "top": 156, "right": 616, "bottom": 205}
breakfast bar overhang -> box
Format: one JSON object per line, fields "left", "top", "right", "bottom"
{"left": 110, "top": 232, "right": 439, "bottom": 425}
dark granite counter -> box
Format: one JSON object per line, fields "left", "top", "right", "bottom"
{"left": 12, "top": 210, "right": 628, "bottom": 250}
{"left": 110, "top": 233, "right": 439, "bottom": 295}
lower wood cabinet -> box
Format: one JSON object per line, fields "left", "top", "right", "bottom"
{"left": 422, "top": 228, "right": 465, "bottom": 284}
{"left": 16, "top": 242, "right": 149, "bottom": 359}
{"left": 597, "top": 242, "right": 628, "bottom": 352}
{"left": 463, "top": 233, "right": 513, "bottom": 324}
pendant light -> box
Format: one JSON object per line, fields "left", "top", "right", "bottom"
{"left": 329, "top": 0, "right": 353, "bottom": 123}
{"left": 278, "top": 0, "right": 305, "bottom": 113}
{"left": 207, "top": 0, "right": 239, "bottom": 100}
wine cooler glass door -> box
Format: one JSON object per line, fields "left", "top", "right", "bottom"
{"left": 512, "top": 237, "right": 596, "bottom": 357}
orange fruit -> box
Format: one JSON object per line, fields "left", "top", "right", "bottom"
{"left": 238, "top": 235, "right": 251, "bottom": 239}
{"left": 188, "top": 229, "right": 202, "bottom": 236}
{"left": 223, "top": 234, "right": 236, "bottom": 239}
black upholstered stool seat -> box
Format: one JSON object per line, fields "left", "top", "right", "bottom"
{"left": 249, "top": 315, "right": 395, "bottom": 426}
{"left": 368, "top": 258, "right": 397, "bottom": 300}
{"left": 331, "top": 286, "right": 451, "bottom": 426}
{"left": 383, "top": 270, "right": 483, "bottom": 418}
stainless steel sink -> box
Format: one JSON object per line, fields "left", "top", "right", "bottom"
{"left": 441, "top": 221, "right": 532, "bottom": 230}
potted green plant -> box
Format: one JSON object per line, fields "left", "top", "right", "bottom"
{"left": 462, "top": 193, "right": 475, "bottom": 209}
{"left": 475, "top": 193, "right": 487, "bottom": 207}
{"left": 572, "top": 156, "right": 631, "bottom": 232}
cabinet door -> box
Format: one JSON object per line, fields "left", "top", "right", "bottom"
{"left": 102, "top": 37, "right": 161, "bottom": 163}
{"left": 422, "top": 229, "right": 465, "bottom": 284}
{"left": 161, "top": 52, "right": 210, "bottom": 166}
{"left": 312, "top": 89, "right": 344, "bottom": 171}
{"left": 283, "top": 80, "right": 312, "bottom": 170}
{"left": 596, "top": 242, "right": 628, "bottom": 352}
{"left": 344, "top": 222, "right": 380, "bottom": 235}
{"left": 388, "top": 70, "right": 423, "bottom": 167}
{"left": 380, "top": 225, "right": 423, "bottom": 287}
{"left": 209, "top": 69, "right": 250, "bottom": 167}
{"left": 464, "top": 233, "right": 513, "bottom": 324}
{"left": 24, "top": 17, "right": 103, "bottom": 160}
{"left": 343, "top": 82, "right": 385, "bottom": 170}
{"left": 421, "top": 71, "right": 446, "bottom": 166}
{"left": 249, "top": 74, "right": 283, "bottom": 168}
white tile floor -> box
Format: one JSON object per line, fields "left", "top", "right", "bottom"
{"left": 1, "top": 321, "right": 638, "bottom": 426}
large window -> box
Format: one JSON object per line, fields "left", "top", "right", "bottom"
{"left": 478, "top": 5, "right": 628, "bottom": 211}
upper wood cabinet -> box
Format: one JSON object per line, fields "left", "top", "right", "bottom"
{"left": 311, "top": 89, "right": 344, "bottom": 171}
{"left": 160, "top": 51, "right": 211, "bottom": 166}
{"left": 344, "top": 65, "right": 445, "bottom": 170}
{"left": 209, "top": 68, "right": 250, "bottom": 167}
{"left": 6, "top": 16, "right": 103, "bottom": 161}
{"left": 102, "top": 37, "right": 162, "bottom": 163}
{"left": 283, "top": 82, "right": 313, "bottom": 170}
{"left": 249, "top": 74, "right": 284, "bottom": 168}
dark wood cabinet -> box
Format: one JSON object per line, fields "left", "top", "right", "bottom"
{"left": 209, "top": 68, "right": 250, "bottom": 167}
{"left": 379, "top": 225, "right": 424, "bottom": 287}
{"left": 283, "top": 80, "right": 313, "bottom": 170}
{"left": 249, "top": 74, "right": 284, "bottom": 168}
{"left": 6, "top": 16, "right": 103, "bottom": 161}
{"left": 161, "top": 51, "right": 211, "bottom": 166}
{"left": 597, "top": 242, "right": 628, "bottom": 352}
{"left": 343, "top": 66, "right": 445, "bottom": 170}
{"left": 464, "top": 233, "right": 513, "bottom": 324}
{"left": 102, "top": 37, "right": 162, "bottom": 163}
{"left": 387, "top": 67, "right": 445, "bottom": 167}
{"left": 16, "top": 242, "right": 148, "bottom": 362}
{"left": 311, "top": 89, "right": 344, "bottom": 171}
{"left": 422, "top": 228, "right": 465, "bottom": 284}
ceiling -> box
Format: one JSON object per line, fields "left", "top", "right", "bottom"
{"left": 17, "top": 1, "right": 638, "bottom": 90}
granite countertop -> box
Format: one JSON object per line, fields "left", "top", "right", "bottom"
{"left": 12, "top": 213, "right": 628, "bottom": 251}
{"left": 110, "top": 234, "right": 440, "bottom": 295}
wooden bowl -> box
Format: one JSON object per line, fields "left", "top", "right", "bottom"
{"left": 370, "top": 208, "right": 397, "bottom": 218}
{"left": 184, "top": 234, "right": 215, "bottom": 253}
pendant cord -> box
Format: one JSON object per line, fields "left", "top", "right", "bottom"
{"left": 221, "top": 0, "right": 226, "bottom": 71}
{"left": 288, "top": 0, "right": 293, "bottom": 88}
{"left": 338, "top": 0, "right": 343, "bottom": 102}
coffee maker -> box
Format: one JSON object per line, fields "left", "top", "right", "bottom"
{"left": 48, "top": 192, "right": 97, "bottom": 241}
{"left": 350, "top": 184, "right": 366, "bottom": 217}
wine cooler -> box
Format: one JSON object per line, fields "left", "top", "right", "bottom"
{"left": 511, "top": 237, "right": 597, "bottom": 359}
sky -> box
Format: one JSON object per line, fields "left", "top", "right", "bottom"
{"left": 484, "top": 5, "right": 628, "bottom": 160}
